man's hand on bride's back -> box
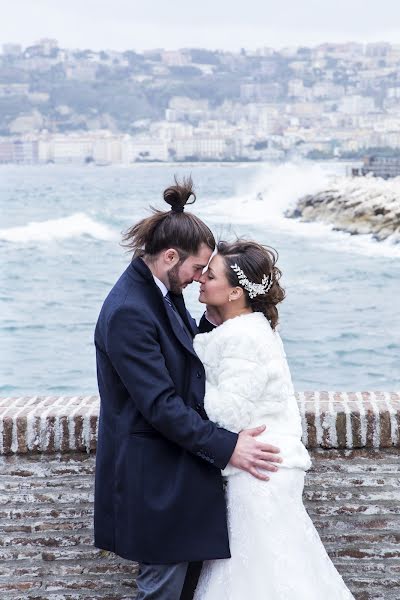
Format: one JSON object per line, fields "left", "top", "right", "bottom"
{"left": 229, "top": 425, "right": 282, "bottom": 481}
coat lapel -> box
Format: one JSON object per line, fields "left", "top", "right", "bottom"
{"left": 169, "top": 292, "right": 196, "bottom": 336}
{"left": 130, "top": 258, "right": 198, "bottom": 357}
{"left": 163, "top": 299, "right": 198, "bottom": 356}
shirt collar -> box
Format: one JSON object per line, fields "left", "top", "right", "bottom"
{"left": 153, "top": 275, "right": 169, "bottom": 297}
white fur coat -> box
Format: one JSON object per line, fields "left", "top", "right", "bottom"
{"left": 194, "top": 312, "right": 311, "bottom": 475}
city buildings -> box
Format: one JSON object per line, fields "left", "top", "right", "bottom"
{"left": 1, "top": 40, "right": 400, "bottom": 163}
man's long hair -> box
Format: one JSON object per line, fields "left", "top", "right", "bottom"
{"left": 122, "top": 176, "right": 215, "bottom": 260}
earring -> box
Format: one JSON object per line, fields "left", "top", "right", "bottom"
{"left": 228, "top": 298, "right": 232, "bottom": 302}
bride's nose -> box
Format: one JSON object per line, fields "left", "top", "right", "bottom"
{"left": 198, "top": 272, "right": 207, "bottom": 284}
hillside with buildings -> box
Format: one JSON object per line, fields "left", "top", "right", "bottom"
{"left": 2, "top": 39, "right": 400, "bottom": 163}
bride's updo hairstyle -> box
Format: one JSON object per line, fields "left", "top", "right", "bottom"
{"left": 218, "top": 239, "right": 285, "bottom": 330}
{"left": 122, "top": 176, "right": 214, "bottom": 260}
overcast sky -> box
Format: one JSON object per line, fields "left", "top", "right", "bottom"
{"left": 2, "top": 0, "right": 400, "bottom": 52}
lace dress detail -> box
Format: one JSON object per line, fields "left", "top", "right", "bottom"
{"left": 193, "top": 313, "right": 355, "bottom": 600}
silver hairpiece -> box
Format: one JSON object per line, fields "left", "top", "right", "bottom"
{"left": 230, "top": 263, "right": 273, "bottom": 299}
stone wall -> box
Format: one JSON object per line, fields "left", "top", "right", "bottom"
{"left": 0, "top": 392, "right": 399, "bottom": 600}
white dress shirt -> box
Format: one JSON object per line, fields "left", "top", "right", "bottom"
{"left": 153, "top": 275, "right": 169, "bottom": 297}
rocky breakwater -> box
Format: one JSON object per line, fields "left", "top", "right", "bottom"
{"left": 286, "top": 176, "right": 400, "bottom": 242}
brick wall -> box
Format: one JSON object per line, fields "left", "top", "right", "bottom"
{"left": 0, "top": 392, "right": 399, "bottom": 600}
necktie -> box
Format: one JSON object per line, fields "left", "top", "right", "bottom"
{"left": 164, "top": 293, "right": 192, "bottom": 340}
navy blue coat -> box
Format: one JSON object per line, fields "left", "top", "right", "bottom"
{"left": 94, "top": 257, "right": 238, "bottom": 563}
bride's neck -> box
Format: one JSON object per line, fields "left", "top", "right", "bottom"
{"left": 216, "top": 303, "right": 253, "bottom": 323}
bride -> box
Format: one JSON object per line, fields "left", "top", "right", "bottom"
{"left": 193, "top": 239, "right": 354, "bottom": 600}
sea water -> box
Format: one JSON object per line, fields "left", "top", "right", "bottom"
{"left": 0, "top": 161, "right": 399, "bottom": 395}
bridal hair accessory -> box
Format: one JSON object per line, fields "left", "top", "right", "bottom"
{"left": 230, "top": 263, "right": 273, "bottom": 298}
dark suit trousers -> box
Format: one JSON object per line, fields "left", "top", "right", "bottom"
{"left": 136, "top": 561, "right": 202, "bottom": 600}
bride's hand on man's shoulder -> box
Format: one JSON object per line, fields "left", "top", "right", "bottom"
{"left": 229, "top": 425, "right": 282, "bottom": 481}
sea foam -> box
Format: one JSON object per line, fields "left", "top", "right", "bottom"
{"left": 202, "top": 162, "right": 332, "bottom": 225}
{"left": 0, "top": 213, "right": 117, "bottom": 243}
{"left": 202, "top": 162, "right": 400, "bottom": 259}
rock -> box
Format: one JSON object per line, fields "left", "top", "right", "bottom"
{"left": 285, "top": 175, "right": 400, "bottom": 242}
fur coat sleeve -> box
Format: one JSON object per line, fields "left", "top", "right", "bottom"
{"left": 194, "top": 312, "right": 288, "bottom": 434}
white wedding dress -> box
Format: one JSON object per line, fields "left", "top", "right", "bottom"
{"left": 193, "top": 312, "right": 354, "bottom": 600}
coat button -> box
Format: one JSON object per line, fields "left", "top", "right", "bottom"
{"left": 196, "top": 371, "right": 202, "bottom": 379}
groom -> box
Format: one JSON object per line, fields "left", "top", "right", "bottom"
{"left": 94, "top": 177, "right": 281, "bottom": 600}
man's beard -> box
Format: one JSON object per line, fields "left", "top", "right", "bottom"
{"left": 167, "top": 263, "right": 184, "bottom": 294}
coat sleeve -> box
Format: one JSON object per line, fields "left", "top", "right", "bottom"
{"left": 106, "top": 305, "right": 238, "bottom": 470}
{"left": 203, "top": 331, "right": 285, "bottom": 434}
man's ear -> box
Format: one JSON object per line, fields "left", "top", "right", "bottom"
{"left": 163, "top": 248, "right": 180, "bottom": 266}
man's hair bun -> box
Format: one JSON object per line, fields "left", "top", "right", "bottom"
{"left": 163, "top": 175, "right": 196, "bottom": 213}
{"left": 121, "top": 174, "right": 214, "bottom": 259}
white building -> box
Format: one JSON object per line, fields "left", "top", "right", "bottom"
{"left": 166, "top": 97, "right": 209, "bottom": 123}
{"left": 65, "top": 62, "right": 98, "bottom": 81}
{"left": 288, "top": 79, "right": 306, "bottom": 98}
{"left": 376, "top": 132, "right": 400, "bottom": 147}
{"left": 168, "top": 96, "right": 209, "bottom": 111}
{"left": 2, "top": 43, "right": 22, "bottom": 56}
{"left": 311, "top": 82, "right": 345, "bottom": 99}
{"left": 173, "top": 137, "right": 227, "bottom": 160}
{"left": 161, "top": 51, "right": 190, "bottom": 67}
{"left": 13, "top": 139, "right": 38, "bottom": 163}
{"left": 0, "top": 137, "right": 38, "bottom": 163}
{"left": 93, "top": 135, "right": 122, "bottom": 164}
{"left": 338, "top": 95, "right": 376, "bottom": 114}
{"left": 35, "top": 38, "right": 58, "bottom": 56}
{"left": 124, "top": 136, "right": 169, "bottom": 162}
{"left": 387, "top": 87, "right": 400, "bottom": 99}
{"left": 149, "top": 121, "right": 194, "bottom": 141}
{"left": 373, "top": 117, "right": 400, "bottom": 133}
{"left": 39, "top": 134, "right": 93, "bottom": 163}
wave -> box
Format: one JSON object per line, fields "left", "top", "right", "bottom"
{"left": 201, "top": 161, "right": 330, "bottom": 224}
{"left": 0, "top": 213, "right": 117, "bottom": 243}
{"left": 201, "top": 161, "right": 400, "bottom": 259}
